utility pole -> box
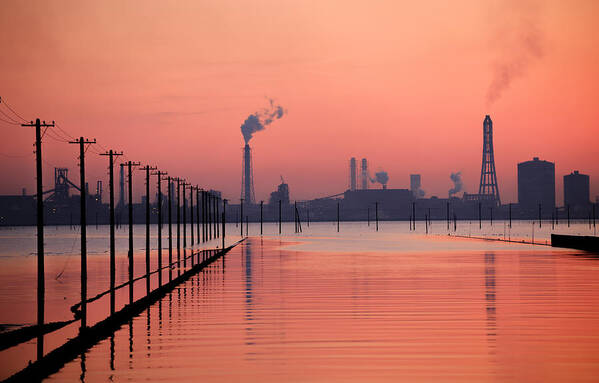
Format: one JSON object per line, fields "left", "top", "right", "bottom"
{"left": 100, "top": 150, "right": 123, "bottom": 315}
{"left": 196, "top": 187, "right": 200, "bottom": 246}
{"left": 174, "top": 177, "right": 182, "bottom": 275}
{"left": 140, "top": 165, "right": 156, "bottom": 295}
{"left": 153, "top": 170, "right": 166, "bottom": 287}
{"left": 69, "top": 137, "right": 96, "bottom": 332}
{"left": 167, "top": 177, "right": 173, "bottom": 282}
{"left": 121, "top": 161, "right": 139, "bottom": 304}
{"left": 222, "top": 199, "right": 227, "bottom": 249}
{"left": 22, "top": 118, "right": 54, "bottom": 360}
{"left": 190, "top": 185, "right": 194, "bottom": 247}
{"left": 182, "top": 182, "right": 189, "bottom": 252}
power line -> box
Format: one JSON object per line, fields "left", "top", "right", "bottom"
{"left": 0, "top": 107, "right": 19, "bottom": 123}
{"left": 0, "top": 97, "right": 28, "bottom": 122}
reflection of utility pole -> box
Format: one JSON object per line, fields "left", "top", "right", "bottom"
{"left": 22, "top": 118, "right": 54, "bottom": 360}
{"left": 121, "top": 161, "right": 139, "bottom": 305}
{"left": 100, "top": 150, "right": 123, "bottom": 315}
{"left": 69, "top": 137, "right": 96, "bottom": 332}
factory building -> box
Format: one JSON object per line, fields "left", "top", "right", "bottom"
{"left": 517, "top": 157, "right": 555, "bottom": 212}
{"left": 564, "top": 171, "right": 590, "bottom": 212}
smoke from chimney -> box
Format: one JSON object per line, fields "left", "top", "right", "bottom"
{"left": 374, "top": 171, "right": 389, "bottom": 188}
{"left": 240, "top": 99, "right": 286, "bottom": 143}
{"left": 449, "top": 172, "right": 463, "bottom": 197}
{"left": 486, "top": 1, "right": 545, "bottom": 106}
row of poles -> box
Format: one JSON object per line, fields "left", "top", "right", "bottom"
{"left": 23, "top": 118, "right": 230, "bottom": 362}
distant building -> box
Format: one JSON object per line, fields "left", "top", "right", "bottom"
{"left": 349, "top": 157, "right": 357, "bottom": 191}
{"left": 410, "top": 174, "right": 422, "bottom": 197}
{"left": 564, "top": 171, "right": 590, "bottom": 210}
{"left": 269, "top": 181, "right": 290, "bottom": 206}
{"left": 518, "top": 157, "right": 555, "bottom": 212}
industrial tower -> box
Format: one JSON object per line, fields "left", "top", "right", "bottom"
{"left": 349, "top": 157, "right": 357, "bottom": 191}
{"left": 478, "top": 115, "right": 500, "bottom": 204}
{"left": 241, "top": 144, "right": 255, "bottom": 204}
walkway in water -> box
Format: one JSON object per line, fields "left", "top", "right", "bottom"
{"left": 46, "top": 234, "right": 599, "bottom": 382}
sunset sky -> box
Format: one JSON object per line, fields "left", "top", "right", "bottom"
{"left": 0, "top": 0, "right": 597, "bottom": 204}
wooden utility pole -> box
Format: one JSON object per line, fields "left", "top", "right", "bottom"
{"left": 139, "top": 165, "right": 156, "bottom": 295}
{"left": 22, "top": 118, "right": 54, "bottom": 360}
{"left": 153, "top": 170, "right": 166, "bottom": 287}
{"left": 100, "top": 150, "right": 123, "bottom": 315}
{"left": 69, "top": 137, "right": 96, "bottom": 332}
{"left": 167, "top": 177, "right": 173, "bottom": 282}
{"left": 121, "top": 161, "right": 139, "bottom": 305}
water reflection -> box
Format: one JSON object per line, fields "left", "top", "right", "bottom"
{"left": 46, "top": 237, "right": 599, "bottom": 382}
{"left": 484, "top": 252, "right": 496, "bottom": 355}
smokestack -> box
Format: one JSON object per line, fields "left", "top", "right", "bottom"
{"left": 361, "top": 158, "right": 368, "bottom": 190}
{"left": 241, "top": 144, "right": 255, "bottom": 204}
{"left": 410, "top": 174, "right": 425, "bottom": 197}
{"left": 349, "top": 158, "right": 357, "bottom": 191}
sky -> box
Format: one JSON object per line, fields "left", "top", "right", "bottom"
{"left": 0, "top": 0, "right": 598, "bottom": 205}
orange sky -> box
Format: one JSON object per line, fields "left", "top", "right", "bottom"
{"left": 0, "top": 0, "right": 598, "bottom": 204}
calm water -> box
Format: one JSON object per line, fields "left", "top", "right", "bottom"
{"left": 1, "top": 221, "right": 598, "bottom": 381}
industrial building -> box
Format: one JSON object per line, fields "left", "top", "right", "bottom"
{"left": 564, "top": 170, "right": 590, "bottom": 213}
{"left": 518, "top": 157, "right": 555, "bottom": 213}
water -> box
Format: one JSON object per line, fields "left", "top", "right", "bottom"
{"left": 1, "top": 221, "right": 598, "bottom": 381}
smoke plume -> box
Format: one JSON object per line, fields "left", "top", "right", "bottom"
{"left": 374, "top": 171, "right": 389, "bottom": 186}
{"left": 241, "top": 99, "right": 286, "bottom": 143}
{"left": 449, "top": 172, "right": 463, "bottom": 197}
{"left": 486, "top": 1, "right": 545, "bottom": 106}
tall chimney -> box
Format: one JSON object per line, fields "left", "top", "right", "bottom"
{"left": 242, "top": 144, "right": 255, "bottom": 204}
{"left": 349, "top": 157, "right": 357, "bottom": 191}
{"left": 361, "top": 158, "right": 368, "bottom": 190}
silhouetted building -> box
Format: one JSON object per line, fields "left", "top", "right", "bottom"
{"left": 410, "top": 174, "right": 421, "bottom": 197}
{"left": 269, "top": 180, "right": 290, "bottom": 206}
{"left": 564, "top": 170, "right": 590, "bottom": 211}
{"left": 518, "top": 157, "right": 555, "bottom": 212}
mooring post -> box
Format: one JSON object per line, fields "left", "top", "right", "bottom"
{"left": 294, "top": 201, "right": 298, "bottom": 233}
{"left": 240, "top": 198, "right": 244, "bottom": 237}
{"left": 568, "top": 204, "right": 570, "bottom": 227}
{"left": 425, "top": 214, "right": 428, "bottom": 234}
{"left": 279, "top": 199, "right": 282, "bottom": 234}
{"left": 539, "top": 203, "right": 542, "bottom": 228}
{"left": 375, "top": 202, "right": 378, "bottom": 232}
{"left": 183, "top": 182, "right": 188, "bottom": 252}
{"left": 140, "top": 165, "right": 155, "bottom": 296}
{"left": 260, "top": 200, "right": 263, "bottom": 235}
{"left": 337, "top": 201, "right": 340, "bottom": 233}
{"left": 246, "top": 215, "right": 249, "bottom": 237}
{"left": 447, "top": 202, "right": 450, "bottom": 231}
{"left": 490, "top": 207, "right": 493, "bottom": 226}
{"left": 412, "top": 202, "right": 416, "bottom": 231}
{"left": 368, "top": 207, "right": 370, "bottom": 227}
{"left": 307, "top": 208, "right": 310, "bottom": 227}
{"left": 509, "top": 203, "right": 512, "bottom": 229}
{"left": 168, "top": 177, "right": 172, "bottom": 282}
{"left": 208, "top": 193, "right": 212, "bottom": 241}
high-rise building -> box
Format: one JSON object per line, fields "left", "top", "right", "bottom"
{"left": 564, "top": 171, "right": 590, "bottom": 210}
{"left": 518, "top": 157, "right": 555, "bottom": 212}
{"left": 410, "top": 174, "right": 421, "bottom": 198}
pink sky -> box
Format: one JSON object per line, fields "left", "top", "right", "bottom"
{"left": 0, "top": 0, "right": 598, "bottom": 204}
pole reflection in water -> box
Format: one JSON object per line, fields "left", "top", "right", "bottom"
{"left": 485, "top": 252, "right": 497, "bottom": 356}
